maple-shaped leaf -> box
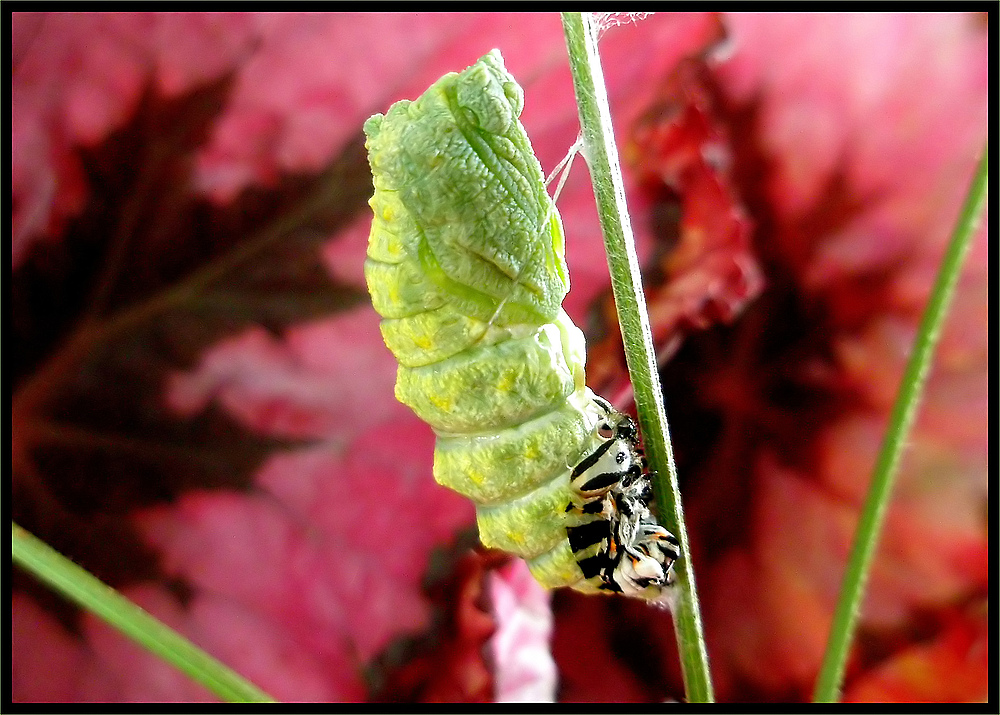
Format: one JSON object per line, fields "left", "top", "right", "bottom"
{"left": 11, "top": 65, "right": 371, "bottom": 593}
{"left": 12, "top": 11, "right": 987, "bottom": 705}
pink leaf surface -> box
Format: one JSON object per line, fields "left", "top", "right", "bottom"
{"left": 136, "top": 423, "right": 476, "bottom": 698}
{"left": 11, "top": 11, "right": 987, "bottom": 704}
{"left": 166, "top": 309, "right": 407, "bottom": 441}
{"left": 11, "top": 12, "right": 259, "bottom": 266}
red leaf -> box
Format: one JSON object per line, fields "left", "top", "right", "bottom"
{"left": 373, "top": 550, "right": 504, "bottom": 703}
{"left": 843, "top": 607, "right": 989, "bottom": 703}
{"left": 11, "top": 11, "right": 987, "bottom": 705}
{"left": 589, "top": 58, "right": 764, "bottom": 395}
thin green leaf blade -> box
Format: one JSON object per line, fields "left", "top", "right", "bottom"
{"left": 812, "top": 142, "right": 988, "bottom": 702}
{"left": 11, "top": 521, "right": 278, "bottom": 704}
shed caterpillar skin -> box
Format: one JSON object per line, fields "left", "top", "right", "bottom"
{"left": 363, "top": 49, "right": 678, "bottom": 602}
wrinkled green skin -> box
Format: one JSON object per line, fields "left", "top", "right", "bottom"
{"left": 364, "top": 50, "right": 610, "bottom": 593}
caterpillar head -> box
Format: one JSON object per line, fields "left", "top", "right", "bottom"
{"left": 570, "top": 396, "right": 646, "bottom": 501}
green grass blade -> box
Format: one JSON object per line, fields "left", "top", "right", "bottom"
{"left": 812, "top": 142, "right": 988, "bottom": 702}
{"left": 560, "top": 12, "right": 715, "bottom": 703}
{"left": 12, "top": 521, "right": 278, "bottom": 703}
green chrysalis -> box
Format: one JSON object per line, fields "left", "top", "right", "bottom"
{"left": 363, "top": 49, "right": 677, "bottom": 601}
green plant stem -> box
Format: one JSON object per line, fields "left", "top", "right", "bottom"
{"left": 561, "top": 12, "right": 714, "bottom": 703}
{"left": 812, "top": 142, "right": 988, "bottom": 702}
{"left": 11, "top": 521, "right": 278, "bottom": 703}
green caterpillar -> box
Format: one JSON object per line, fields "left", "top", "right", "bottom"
{"left": 363, "top": 49, "right": 677, "bottom": 601}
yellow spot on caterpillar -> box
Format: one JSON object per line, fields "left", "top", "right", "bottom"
{"left": 496, "top": 370, "right": 517, "bottom": 393}
{"left": 386, "top": 238, "right": 404, "bottom": 259}
{"left": 428, "top": 392, "right": 453, "bottom": 411}
{"left": 504, "top": 529, "right": 526, "bottom": 546}
{"left": 412, "top": 333, "right": 433, "bottom": 350}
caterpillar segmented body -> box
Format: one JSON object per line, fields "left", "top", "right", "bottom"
{"left": 363, "top": 49, "right": 678, "bottom": 602}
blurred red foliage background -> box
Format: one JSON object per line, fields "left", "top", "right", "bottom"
{"left": 11, "top": 12, "right": 988, "bottom": 703}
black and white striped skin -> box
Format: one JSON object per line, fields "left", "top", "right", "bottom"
{"left": 565, "top": 397, "right": 680, "bottom": 598}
